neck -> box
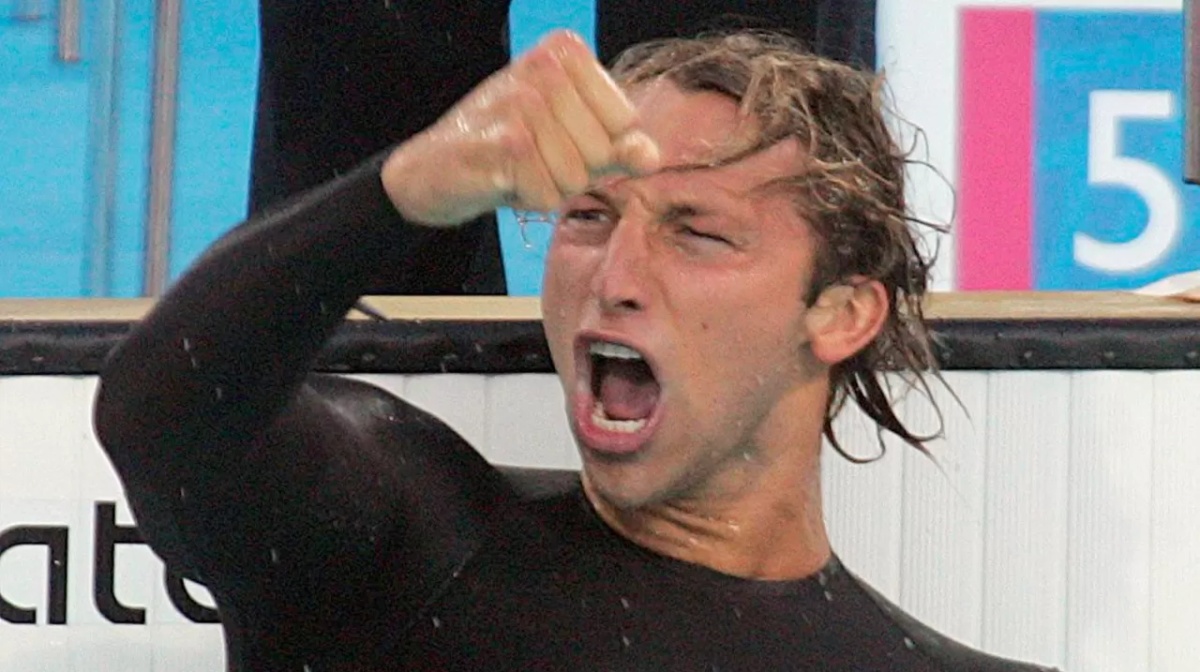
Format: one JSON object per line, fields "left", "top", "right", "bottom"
{"left": 583, "top": 439, "right": 831, "bottom": 581}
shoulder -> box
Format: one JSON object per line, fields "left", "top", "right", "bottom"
{"left": 303, "top": 373, "right": 506, "bottom": 491}
{"left": 306, "top": 374, "right": 474, "bottom": 447}
{"left": 846, "top": 569, "right": 1061, "bottom": 672}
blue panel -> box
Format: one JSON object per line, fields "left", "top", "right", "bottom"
{"left": 500, "top": 0, "right": 596, "bottom": 295}
{"left": 0, "top": 10, "right": 92, "bottom": 296}
{"left": 1034, "top": 10, "right": 1200, "bottom": 290}
{"left": 171, "top": 0, "right": 258, "bottom": 280}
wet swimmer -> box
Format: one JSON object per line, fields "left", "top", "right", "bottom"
{"left": 94, "top": 30, "right": 1059, "bottom": 671}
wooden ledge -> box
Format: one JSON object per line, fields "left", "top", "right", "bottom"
{"left": 2, "top": 292, "right": 1200, "bottom": 323}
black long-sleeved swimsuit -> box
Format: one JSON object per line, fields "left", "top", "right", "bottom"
{"left": 93, "top": 155, "right": 1057, "bottom": 672}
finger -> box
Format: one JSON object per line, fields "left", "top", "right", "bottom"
{"left": 524, "top": 99, "right": 590, "bottom": 197}
{"left": 520, "top": 47, "right": 615, "bottom": 171}
{"left": 504, "top": 124, "right": 564, "bottom": 213}
{"left": 510, "top": 160, "right": 563, "bottom": 213}
{"left": 511, "top": 86, "right": 589, "bottom": 196}
{"left": 542, "top": 31, "right": 637, "bottom": 137}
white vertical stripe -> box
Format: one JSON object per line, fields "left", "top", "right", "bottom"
{"left": 898, "top": 371, "right": 988, "bottom": 646}
{"left": 1067, "top": 371, "right": 1154, "bottom": 672}
{"left": 1149, "top": 372, "right": 1200, "bottom": 670}
{"left": 823, "top": 392, "right": 905, "bottom": 598}
{"left": 981, "top": 372, "right": 1070, "bottom": 667}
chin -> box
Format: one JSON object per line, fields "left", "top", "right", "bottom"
{"left": 579, "top": 457, "right": 667, "bottom": 511}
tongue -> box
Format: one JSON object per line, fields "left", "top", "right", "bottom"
{"left": 598, "top": 359, "right": 660, "bottom": 421}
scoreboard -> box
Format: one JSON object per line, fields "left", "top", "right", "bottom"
{"left": 959, "top": 7, "right": 1200, "bottom": 290}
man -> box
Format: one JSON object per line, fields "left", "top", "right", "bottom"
{"left": 94, "top": 30, "right": 1057, "bottom": 671}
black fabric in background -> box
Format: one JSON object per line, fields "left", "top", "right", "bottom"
{"left": 248, "top": 0, "right": 877, "bottom": 295}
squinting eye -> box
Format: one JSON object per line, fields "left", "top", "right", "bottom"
{"left": 561, "top": 209, "right": 612, "bottom": 225}
{"left": 682, "top": 225, "right": 731, "bottom": 245}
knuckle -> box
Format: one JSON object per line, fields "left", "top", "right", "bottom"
{"left": 509, "top": 86, "right": 548, "bottom": 117}
{"left": 521, "top": 46, "right": 562, "bottom": 77}
{"left": 495, "top": 121, "right": 537, "bottom": 159}
{"left": 542, "top": 30, "right": 587, "bottom": 58}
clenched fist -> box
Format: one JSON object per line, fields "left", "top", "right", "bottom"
{"left": 380, "top": 30, "right": 661, "bottom": 226}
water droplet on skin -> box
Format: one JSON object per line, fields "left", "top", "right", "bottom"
{"left": 432, "top": 616, "right": 442, "bottom": 628}
{"left": 903, "top": 637, "right": 916, "bottom": 650}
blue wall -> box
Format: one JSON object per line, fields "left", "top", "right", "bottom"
{"left": 0, "top": 0, "right": 595, "bottom": 298}
{"left": 0, "top": 0, "right": 259, "bottom": 297}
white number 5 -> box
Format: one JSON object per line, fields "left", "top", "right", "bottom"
{"left": 1076, "top": 90, "right": 1180, "bottom": 273}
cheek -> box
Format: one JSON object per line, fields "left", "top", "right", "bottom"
{"left": 678, "top": 286, "right": 807, "bottom": 391}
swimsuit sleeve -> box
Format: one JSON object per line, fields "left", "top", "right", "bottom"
{"left": 93, "top": 152, "right": 509, "bottom": 629}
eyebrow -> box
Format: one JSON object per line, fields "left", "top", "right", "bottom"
{"left": 662, "top": 204, "right": 704, "bottom": 220}
{"left": 578, "top": 187, "right": 717, "bottom": 219}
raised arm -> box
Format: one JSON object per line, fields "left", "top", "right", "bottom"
{"left": 92, "top": 29, "right": 658, "bottom": 620}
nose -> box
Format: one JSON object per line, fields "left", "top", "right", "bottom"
{"left": 591, "top": 214, "right": 653, "bottom": 315}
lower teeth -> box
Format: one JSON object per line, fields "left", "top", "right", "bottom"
{"left": 592, "top": 402, "right": 648, "bottom": 433}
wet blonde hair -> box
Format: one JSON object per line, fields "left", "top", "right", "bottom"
{"left": 611, "top": 31, "right": 945, "bottom": 460}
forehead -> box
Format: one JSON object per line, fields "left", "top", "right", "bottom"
{"left": 625, "top": 80, "right": 803, "bottom": 194}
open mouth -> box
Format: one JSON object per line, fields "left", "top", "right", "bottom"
{"left": 575, "top": 337, "right": 664, "bottom": 454}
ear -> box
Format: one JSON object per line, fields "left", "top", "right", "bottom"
{"left": 803, "top": 279, "right": 889, "bottom": 366}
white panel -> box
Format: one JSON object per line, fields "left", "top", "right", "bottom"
{"left": 402, "top": 374, "right": 487, "bottom": 449}
{"left": 3, "top": 366, "right": 1198, "bottom": 669}
{"left": 822, "top": 390, "right": 904, "bottom": 598}
{"left": 66, "top": 625, "right": 151, "bottom": 672}
{"left": 484, "top": 374, "right": 579, "bottom": 469}
{"left": 1149, "top": 372, "right": 1200, "bottom": 670}
{"left": 898, "top": 371, "right": 987, "bottom": 646}
{"left": 0, "top": 624, "right": 70, "bottom": 672}
{"left": 981, "top": 372, "right": 1070, "bottom": 667}
{"left": 1067, "top": 372, "right": 1153, "bottom": 672}
{"left": 151, "top": 624, "right": 225, "bottom": 672}
{"left": 0, "top": 377, "right": 87, "bottom": 500}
